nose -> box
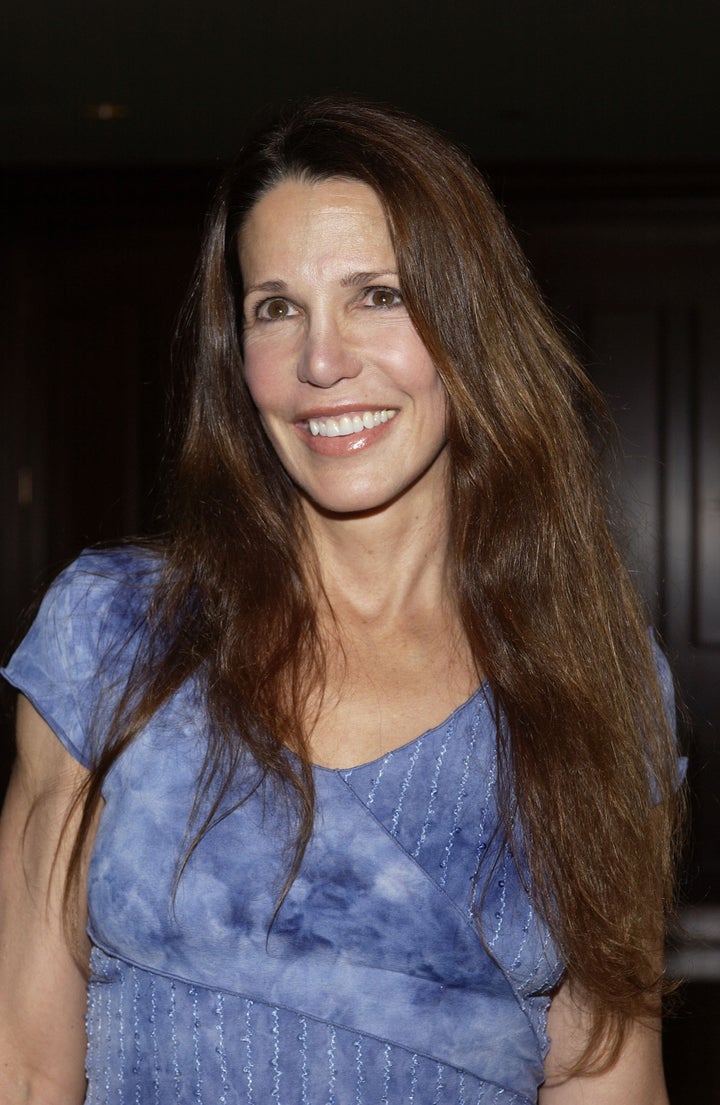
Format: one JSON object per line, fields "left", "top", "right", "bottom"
{"left": 297, "top": 317, "right": 362, "bottom": 388}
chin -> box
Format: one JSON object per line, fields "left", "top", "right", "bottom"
{"left": 300, "top": 485, "right": 398, "bottom": 520}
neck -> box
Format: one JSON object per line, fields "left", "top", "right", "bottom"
{"left": 302, "top": 493, "right": 455, "bottom": 627}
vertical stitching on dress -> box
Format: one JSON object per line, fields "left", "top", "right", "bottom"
{"left": 432, "top": 1062, "right": 446, "bottom": 1105}
{"left": 243, "top": 999, "right": 254, "bottom": 1105}
{"left": 104, "top": 981, "right": 113, "bottom": 1104}
{"left": 169, "top": 980, "right": 182, "bottom": 1101}
{"left": 412, "top": 722, "right": 453, "bottom": 858}
{"left": 469, "top": 758, "right": 498, "bottom": 920}
{"left": 85, "top": 984, "right": 97, "bottom": 1104}
{"left": 488, "top": 855, "right": 508, "bottom": 950}
{"left": 327, "top": 1024, "right": 337, "bottom": 1105}
{"left": 390, "top": 739, "right": 423, "bottom": 836}
{"left": 85, "top": 982, "right": 100, "bottom": 1105}
{"left": 408, "top": 1053, "right": 419, "bottom": 1104}
{"left": 117, "top": 966, "right": 126, "bottom": 1101}
{"left": 132, "top": 966, "right": 142, "bottom": 1105}
{"left": 299, "top": 1015, "right": 309, "bottom": 1105}
{"left": 149, "top": 974, "right": 161, "bottom": 1105}
{"left": 189, "top": 986, "right": 203, "bottom": 1103}
{"left": 216, "top": 991, "right": 230, "bottom": 1105}
{"left": 510, "top": 906, "right": 534, "bottom": 975}
{"left": 440, "top": 707, "right": 480, "bottom": 887}
{"left": 353, "top": 1036, "right": 363, "bottom": 1104}
{"left": 271, "top": 1007, "right": 281, "bottom": 1102}
{"left": 381, "top": 1042, "right": 392, "bottom": 1105}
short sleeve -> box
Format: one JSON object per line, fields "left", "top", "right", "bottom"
{"left": 1, "top": 548, "right": 156, "bottom": 768}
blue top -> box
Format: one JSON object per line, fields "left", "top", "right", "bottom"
{"left": 4, "top": 547, "right": 672, "bottom": 1105}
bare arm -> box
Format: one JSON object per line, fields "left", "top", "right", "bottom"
{"left": 0, "top": 696, "right": 93, "bottom": 1104}
{"left": 540, "top": 979, "right": 668, "bottom": 1105}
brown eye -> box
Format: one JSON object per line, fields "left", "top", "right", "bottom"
{"left": 263, "top": 298, "right": 290, "bottom": 319}
{"left": 368, "top": 287, "right": 401, "bottom": 308}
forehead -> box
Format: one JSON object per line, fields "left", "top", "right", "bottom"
{"left": 238, "top": 177, "right": 395, "bottom": 281}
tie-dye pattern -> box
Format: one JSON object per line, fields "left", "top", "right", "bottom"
{"left": 4, "top": 549, "right": 567, "bottom": 1104}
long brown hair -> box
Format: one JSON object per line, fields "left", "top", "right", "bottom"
{"left": 66, "top": 96, "right": 683, "bottom": 1071}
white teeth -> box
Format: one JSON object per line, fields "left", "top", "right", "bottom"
{"left": 307, "top": 409, "right": 397, "bottom": 438}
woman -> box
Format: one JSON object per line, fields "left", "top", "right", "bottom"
{"left": 0, "top": 97, "right": 682, "bottom": 1103}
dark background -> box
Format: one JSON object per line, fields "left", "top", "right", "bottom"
{"left": 2, "top": 2, "right": 719, "bottom": 1099}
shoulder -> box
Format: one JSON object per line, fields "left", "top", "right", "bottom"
{"left": 21, "top": 545, "right": 164, "bottom": 671}
{"left": 49, "top": 543, "right": 163, "bottom": 613}
{"left": 52, "top": 544, "right": 162, "bottom": 637}
{"left": 2, "top": 544, "right": 165, "bottom": 768}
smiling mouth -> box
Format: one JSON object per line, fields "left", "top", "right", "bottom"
{"left": 307, "top": 409, "right": 398, "bottom": 438}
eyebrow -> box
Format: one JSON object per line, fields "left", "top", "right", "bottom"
{"left": 243, "top": 279, "right": 287, "bottom": 297}
{"left": 340, "top": 271, "right": 398, "bottom": 288}
{"left": 243, "top": 272, "right": 399, "bottom": 298}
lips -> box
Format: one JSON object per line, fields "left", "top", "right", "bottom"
{"left": 307, "top": 409, "right": 398, "bottom": 438}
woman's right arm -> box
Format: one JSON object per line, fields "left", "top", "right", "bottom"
{"left": 0, "top": 695, "right": 91, "bottom": 1104}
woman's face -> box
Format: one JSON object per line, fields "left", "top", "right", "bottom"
{"left": 239, "top": 177, "right": 449, "bottom": 519}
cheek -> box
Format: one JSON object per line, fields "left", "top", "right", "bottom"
{"left": 415, "top": 359, "right": 449, "bottom": 433}
{"left": 242, "top": 349, "right": 280, "bottom": 417}
{"left": 242, "top": 326, "right": 302, "bottom": 417}
{"left": 396, "top": 342, "right": 446, "bottom": 404}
